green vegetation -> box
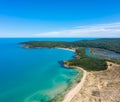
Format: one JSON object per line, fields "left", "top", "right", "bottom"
{"left": 67, "top": 58, "right": 107, "bottom": 71}
{"left": 75, "top": 47, "right": 86, "bottom": 58}
{"left": 66, "top": 48, "right": 107, "bottom": 71}
{"left": 20, "top": 38, "right": 120, "bottom": 71}
{"left": 21, "top": 38, "right": 120, "bottom": 53}
{"left": 73, "top": 38, "right": 120, "bottom": 53}
{"left": 21, "top": 41, "right": 71, "bottom": 48}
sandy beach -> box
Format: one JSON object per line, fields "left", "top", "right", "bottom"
{"left": 62, "top": 66, "right": 87, "bottom": 102}
{"left": 56, "top": 47, "right": 75, "bottom": 52}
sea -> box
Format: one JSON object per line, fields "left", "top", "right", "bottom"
{"left": 0, "top": 38, "right": 95, "bottom": 102}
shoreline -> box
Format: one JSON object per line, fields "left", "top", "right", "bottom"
{"left": 71, "top": 62, "right": 120, "bottom": 102}
{"left": 55, "top": 47, "right": 76, "bottom": 52}
{"left": 52, "top": 47, "right": 87, "bottom": 102}
{"left": 21, "top": 41, "right": 120, "bottom": 102}
{"left": 21, "top": 46, "right": 120, "bottom": 101}
{"left": 23, "top": 46, "right": 76, "bottom": 52}
{"left": 56, "top": 47, "right": 87, "bottom": 102}
{"left": 62, "top": 64, "right": 87, "bottom": 102}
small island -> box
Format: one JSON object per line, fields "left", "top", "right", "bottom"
{"left": 21, "top": 38, "right": 120, "bottom": 102}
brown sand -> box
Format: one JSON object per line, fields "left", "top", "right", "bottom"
{"left": 70, "top": 62, "right": 120, "bottom": 102}
{"left": 62, "top": 66, "right": 87, "bottom": 102}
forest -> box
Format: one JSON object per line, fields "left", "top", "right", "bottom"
{"left": 21, "top": 38, "right": 120, "bottom": 71}
{"left": 21, "top": 38, "right": 120, "bottom": 53}
{"left": 65, "top": 48, "right": 107, "bottom": 71}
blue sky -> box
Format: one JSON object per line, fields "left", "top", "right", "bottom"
{"left": 0, "top": 0, "right": 120, "bottom": 37}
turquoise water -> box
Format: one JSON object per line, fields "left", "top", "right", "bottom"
{"left": 86, "top": 48, "right": 101, "bottom": 59}
{"left": 0, "top": 38, "right": 89, "bottom": 102}
{"left": 0, "top": 38, "right": 97, "bottom": 102}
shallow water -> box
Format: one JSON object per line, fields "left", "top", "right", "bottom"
{"left": 86, "top": 48, "right": 120, "bottom": 59}
{"left": 0, "top": 38, "right": 85, "bottom": 102}
{"left": 93, "top": 50, "right": 120, "bottom": 59}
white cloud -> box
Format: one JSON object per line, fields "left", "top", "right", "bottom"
{"left": 35, "top": 22, "right": 120, "bottom": 38}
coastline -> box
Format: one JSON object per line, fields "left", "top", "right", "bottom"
{"left": 54, "top": 47, "right": 88, "bottom": 102}
{"left": 51, "top": 47, "right": 84, "bottom": 102}
{"left": 20, "top": 40, "right": 120, "bottom": 102}
{"left": 55, "top": 47, "right": 75, "bottom": 52}
{"left": 21, "top": 46, "right": 120, "bottom": 101}
{"left": 62, "top": 65, "right": 87, "bottom": 102}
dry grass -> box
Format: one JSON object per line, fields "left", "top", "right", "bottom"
{"left": 71, "top": 62, "right": 120, "bottom": 102}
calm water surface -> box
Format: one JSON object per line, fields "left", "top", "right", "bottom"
{"left": 0, "top": 38, "right": 89, "bottom": 102}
